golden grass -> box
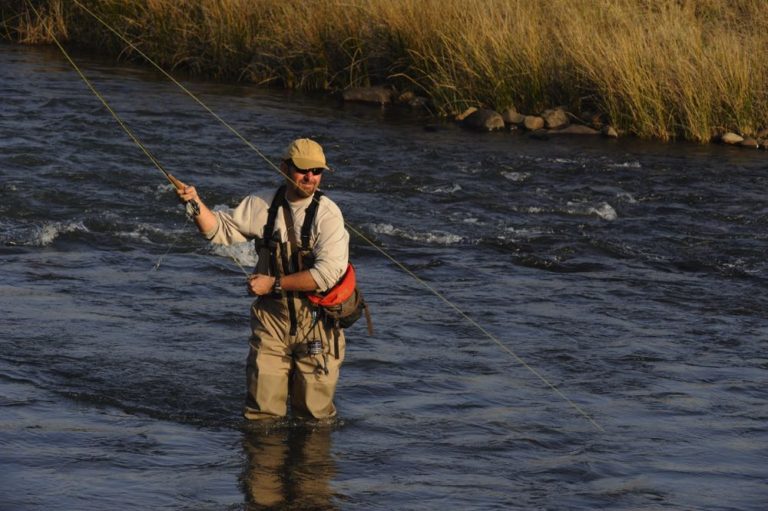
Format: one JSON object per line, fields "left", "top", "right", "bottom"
{"left": 3, "top": 0, "right": 768, "bottom": 142}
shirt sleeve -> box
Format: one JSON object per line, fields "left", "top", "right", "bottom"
{"left": 308, "top": 197, "right": 349, "bottom": 291}
{"left": 203, "top": 194, "right": 270, "bottom": 245}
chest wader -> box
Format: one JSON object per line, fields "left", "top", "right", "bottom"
{"left": 244, "top": 185, "right": 345, "bottom": 421}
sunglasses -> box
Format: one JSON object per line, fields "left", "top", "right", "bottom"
{"left": 292, "top": 165, "right": 325, "bottom": 176}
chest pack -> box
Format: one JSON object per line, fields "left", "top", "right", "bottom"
{"left": 258, "top": 185, "right": 373, "bottom": 335}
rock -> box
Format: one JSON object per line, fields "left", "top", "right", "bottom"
{"left": 502, "top": 107, "right": 525, "bottom": 125}
{"left": 541, "top": 108, "right": 569, "bottom": 129}
{"left": 397, "top": 91, "right": 415, "bottom": 103}
{"left": 721, "top": 132, "right": 744, "bottom": 145}
{"left": 740, "top": 137, "right": 759, "bottom": 148}
{"left": 524, "top": 115, "right": 545, "bottom": 131}
{"left": 461, "top": 108, "right": 505, "bottom": 131}
{"left": 455, "top": 107, "right": 478, "bottom": 121}
{"left": 601, "top": 126, "right": 619, "bottom": 138}
{"left": 342, "top": 86, "right": 394, "bottom": 105}
{"left": 548, "top": 125, "right": 600, "bottom": 136}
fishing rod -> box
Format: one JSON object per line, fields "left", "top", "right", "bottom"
{"left": 39, "top": 0, "right": 604, "bottom": 432}
{"left": 22, "top": 1, "right": 200, "bottom": 216}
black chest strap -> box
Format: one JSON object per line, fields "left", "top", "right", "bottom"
{"left": 261, "top": 185, "right": 325, "bottom": 254}
{"left": 256, "top": 186, "right": 326, "bottom": 336}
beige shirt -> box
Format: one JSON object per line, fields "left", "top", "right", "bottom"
{"left": 204, "top": 189, "right": 349, "bottom": 292}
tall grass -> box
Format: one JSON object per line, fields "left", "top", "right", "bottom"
{"left": 3, "top": 0, "right": 768, "bottom": 142}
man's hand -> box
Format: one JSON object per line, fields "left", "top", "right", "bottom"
{"left": 176, "top": 183, "right": 200, "bottom": 205}
{"left": 247, "top": 274, "right": 276, "bottom": 296}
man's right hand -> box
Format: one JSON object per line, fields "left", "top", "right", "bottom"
{"left": 176, "top": 183, "right": 200, "bottom": 205}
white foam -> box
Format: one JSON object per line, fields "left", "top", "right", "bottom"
{"left": 502, "top": 171, "right": 530, "bottom": 182}
{"left": 565, "top": 202, "right": 618, "bottom": 221}
{"left": 368, "top": 223, "right": 465, "bottom": 245}
{"left": 607, "top": 161, "right": 642, "bottom": 169}
{"left": 616, "top": 192, "right": 637, "bottom": 203}
{"left": 32, "top": 221, "right": 88, "bottom": 246}
{"left": 417, "top": 183, "right": 462, "bottom": 194}
{"left": 591, "top": 203, "right": 618, "bottom": 221}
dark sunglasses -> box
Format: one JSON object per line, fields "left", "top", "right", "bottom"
{"left": 292, "top": 165, "right": 325, "bottom": 176}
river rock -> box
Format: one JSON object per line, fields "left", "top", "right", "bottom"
{"left": 524, "top": 115, "right": 545, "bottom": 131}
{"left": 541, "top": 108, "right": 569, "bottom": 129}
{"left": 721, "top": 132, "right": 744, "bottom": 145}
{"left": 461, "top": 108, "right": 505, "bottom": 131}
{"left": 548, "top": 125, "right": 599, "bottom": 136}
{"left": 502, "top": 107, "right": 526, "bottom": 125}
{"left": 397, "top": 91, "right": 415, "bottom": 103}
{"left": 740, "top": 137, "right": 759, "bottom": 148}
{"left": 601, "top": 126, "right": 619, "bottom": 138}
{"left": 342, "top": 86, "right": 394, "bottom": 105}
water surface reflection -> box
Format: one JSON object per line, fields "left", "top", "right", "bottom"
{"left": 241, "top": 425, "right": 338, "bottom": 509}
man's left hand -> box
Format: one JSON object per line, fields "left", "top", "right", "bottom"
{"left": 247, "top": 274, "right": 276, "bottom": 296}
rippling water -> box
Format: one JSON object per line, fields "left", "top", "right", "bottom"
{"left": 1, "top": 43, "right": 767, "bottom": 510}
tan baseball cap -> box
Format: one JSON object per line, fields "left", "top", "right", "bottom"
{"left": 283, "top": 138, "right": 332, "bottom": 171}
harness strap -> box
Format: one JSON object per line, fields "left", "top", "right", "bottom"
{"left": 262, "top": 185, "right": 286, "bottom": 248}
{"left": 301, "top": 190, "right": 323, "bottom": 250}
{"left": 258, "top": 185, "right": 325, "bottom": 337}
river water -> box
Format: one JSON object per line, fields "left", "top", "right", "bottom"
{"left": 1, "top": 43, "right": 767, "bottom": 510}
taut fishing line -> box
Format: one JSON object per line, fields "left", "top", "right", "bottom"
{"left": 32, "top": 0, "right": 605, "bottom": 432}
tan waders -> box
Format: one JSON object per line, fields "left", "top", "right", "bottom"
{"left": 244, "top": 215, "right": 345, "bottom": 420}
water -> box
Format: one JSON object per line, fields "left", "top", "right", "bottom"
{"left": 1, "top": 43, "right": 767, "bottom": 510}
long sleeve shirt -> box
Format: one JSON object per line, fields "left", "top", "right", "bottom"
{"left": 203, "top": 189, "right": 349, "bottom": 292}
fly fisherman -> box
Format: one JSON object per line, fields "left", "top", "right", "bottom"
{"left": 177, "top": 138, "right": 349, "bottom": 421}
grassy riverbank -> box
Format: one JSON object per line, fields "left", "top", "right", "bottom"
{"left": 4, "top": 0, "right": 768, "bottom": 143}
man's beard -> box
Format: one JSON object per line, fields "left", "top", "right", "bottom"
{"left": 291, "top": 180, "right": 315, "bottom": 198}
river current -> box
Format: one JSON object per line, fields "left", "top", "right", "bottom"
{"left": 1, "top": 43, "right": 767, "bottom": 510}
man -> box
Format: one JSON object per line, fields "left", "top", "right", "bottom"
{"left": 177, "top": 138, "right": 349, "bottom": 421}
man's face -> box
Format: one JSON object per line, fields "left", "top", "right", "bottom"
{"left": 285, "top": 160, "right": 323, "bottom": 199}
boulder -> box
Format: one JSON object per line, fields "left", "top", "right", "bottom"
{"left": 342, "top": 86, "right": 394, "bottom": 105}
{"left": 601, "top": 126, "right": 619, "bottom": 138}
{"left": 461, "top": 108, "right": 505, "bottom": 131}
{"left": 740, "top": 137, "right": 759, "bottom": 148}
{"left": 524, "top": 115, "right": 545, "bottom": 131}
{"left": 541, "top": 108, "right": 569, "bottom": 129}
{"left": 548, "top": 125, "right": 600, "bottom": 136}
{"left": 502, "top": 107, "right": 526, "bottom": 125}
{"left": 721, "top": 132, "right": 744, "bottom": 145}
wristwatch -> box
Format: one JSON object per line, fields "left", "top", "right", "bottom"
{"left": 273, "top": 275, "right": 282, "bottom": 293}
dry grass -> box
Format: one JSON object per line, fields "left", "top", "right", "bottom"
{"left": 4, "top": 0, "right": 768, "bottom": 142}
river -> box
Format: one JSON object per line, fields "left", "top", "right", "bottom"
{"left": 1, "top": 43, "right": 767, "bottom": 510}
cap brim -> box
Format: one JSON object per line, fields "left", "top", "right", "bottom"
{"left": 292, "top": 157, "right": 333, "bottom": 172}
